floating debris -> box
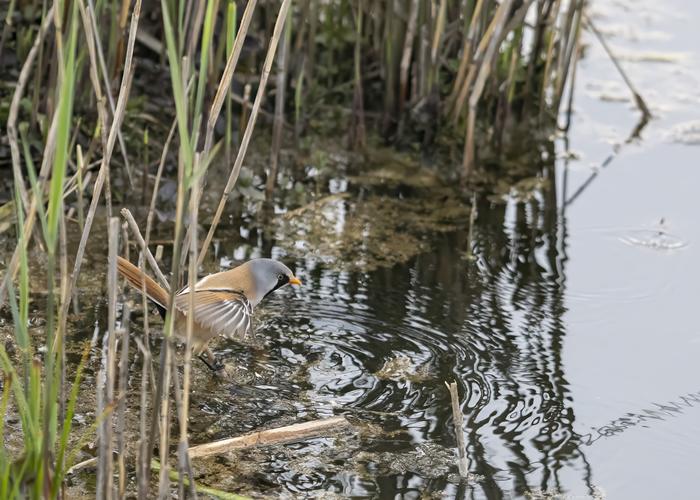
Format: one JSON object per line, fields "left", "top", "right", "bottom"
{"left": 374, "top": 354, "right": 433, "bottom": 383}
{"left": 618, "top": 227, "right": 688, "bottom": 251}
{"left": 666, "top": 120, "right": 700, "bottom": 145}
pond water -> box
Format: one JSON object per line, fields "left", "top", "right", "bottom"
{"left": 180, "top": 1, "right": 700, "bottom": 498}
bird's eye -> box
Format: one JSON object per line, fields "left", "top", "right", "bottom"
{"left": 277, "top": 274, "right": 285, "bottom": 281}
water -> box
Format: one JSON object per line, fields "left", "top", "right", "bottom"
{"left": 182, "top": 1, "right": 700, "bottom": 498}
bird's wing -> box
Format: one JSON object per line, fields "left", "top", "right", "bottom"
{"left": 175, "top": 289, "right": 252, "bottom": 338}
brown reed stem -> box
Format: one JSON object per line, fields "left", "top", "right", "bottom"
{"left": 266, "top": 14, "right": 291, "bottom": 198}
{"left": 86, "top": 0, "right": 134, "bottom": 185}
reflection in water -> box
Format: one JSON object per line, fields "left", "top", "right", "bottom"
{"left": 201, "top": 148, "right": 606, "bottom": 498}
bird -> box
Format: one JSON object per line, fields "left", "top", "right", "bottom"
{"left": 116, "top": 256, "right": 302, "bottom": 371}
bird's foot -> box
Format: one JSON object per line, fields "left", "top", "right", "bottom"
{"left": 198, "top": 349, "right": 223, "bottom": 372}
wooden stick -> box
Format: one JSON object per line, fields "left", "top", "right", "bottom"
{"left": 188, "top": 416, "right": 352, "bottom": 458}
{"left": 446, "top": 381, "right": 469, "bottom": 476}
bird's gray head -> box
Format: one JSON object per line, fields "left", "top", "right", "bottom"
{"left": 244, "top": 258, "right": 301, "bottom": 306}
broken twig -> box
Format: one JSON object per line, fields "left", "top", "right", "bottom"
{"left": 188, "top": 416, "right": 352, "bottom": 458}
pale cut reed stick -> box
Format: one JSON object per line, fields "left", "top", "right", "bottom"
{"left": 198, "top": 0, "right": 292, "bottom": 266}
{"left": 97, "top": 217, "right": 120, "bottom": 500}
{"left": 188, "top": 417, "right": 352, "bottom": 458}
{"left": 121, "top": 208, "right": 170, "bottom": 290}
{"left": 445, "top": 381, "right": 469, "bottom": 476}
{"left": 115, "top": 305, "right": 131, "bottom": 498}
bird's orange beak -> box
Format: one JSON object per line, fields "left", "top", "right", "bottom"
{"left": 289, "top": 276, "right": 302, "bottom": 286}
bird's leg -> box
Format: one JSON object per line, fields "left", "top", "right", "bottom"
{"left": 198, "top": 347, "right": 224, "bottom": 372}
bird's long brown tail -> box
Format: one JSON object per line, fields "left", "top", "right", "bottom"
{"left": 116, "top": 256, "right": 170, "bottom": 310}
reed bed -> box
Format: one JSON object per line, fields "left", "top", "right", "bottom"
{"left": 0, "top": 0, "right": 583, "bottom": 497}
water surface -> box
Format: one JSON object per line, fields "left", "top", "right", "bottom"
{"left": 189, "top": 1, "right": 700, "bottom": 498}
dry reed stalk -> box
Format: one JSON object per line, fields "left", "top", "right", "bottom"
{"left": 169, "top": 353, "right": 196, "bottom": 499}
{"left": 398, "top": 0, "right": 419, "bottom": 113}
{"left": 79, "top": 0, "right": 110, "bottom": 150}
{"left": 188, "top": 417, "right": 352, "bottom": 458}
{"left": 185, "top": 0, "right": 207, "bottom": 71}
{"left": 445, "top": 381, "right": 469, "bottom": 476}
{"left": 136, "top": 330, "right": 153, "bottom": 498}
{"left": 349, "top": 0, "right": 366, "bottom": 149}
{"left": 553, "top": 1, "right": 583, "bottom": 112}
{"left": 58, "top": 208, "right": 69, "bottom": 444}
{"left": 462, "top": 0, "right": 515, "bottom": 178}
{"left": 562, "top": 25, "right": 581, "bottom": 132}
{"left": 144, "top": 118, "right": 178, "bottom": 245}
{"left": 155, "top": 339, "right": 173, "bottom": 499}
{"left": 97, "top": 217, "right": 121, "bottom": 500}
{"left": 86, "top": 0, "right": 134, "bottom": 185}
{"left": 6, "top": 7, "right": 55, "bottom": 218}
{"left": 0, "top": 106, "right": 58, "bottom": 307}
{"left": 153, "top": 96, "right": 195, "bottom": 497}
{"left": 115, "top": 304, "right": 131, "bottom": 498}
{"left": 201, "top": 0, "right": 258, "bottom": 161}
{"left": 114, "top": 0, "right": 132, "bottom": 76}
{"left": 267, "top": 15, "right": 291, "bottom": 197}
{"left": 538, "top": 0, "right": 562, "bottom": 114}
{"left": 198, "top": 0, "right": 293, "bottom": 266}
{"left": 121, "top": 208, "right": 171, "bottom": 290}
{"left": 585, "top": 16, "right": 651, "bottom": 119}
{"left": 239, "top": 82, "right": 252, "bottom": 135}
{"left": 451, "top": 1, "right": 500, "bottom": 123}
{"left": 176, "top": 155, "right": 201, "bottom": 499}
{"left": 429, "top": 0, "right": 447, "bottom": 89}
{"left": 178, "top": 0, "right": 257, "bottom": 260}
{"left": 465, "top": 193, "right": 478, "bottom": 260}
{"left": 55, "top": 0, "right": 142, "bottom": 347}
{"left": 556, "top": 0, "right": 579, "bottom": 84}
{"left": 75, "top": 145, "right": 86, "bottom": 230}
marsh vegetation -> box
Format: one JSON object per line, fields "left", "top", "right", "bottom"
{"left": 3, "top": 0, "right": 695, "bottom": 498}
